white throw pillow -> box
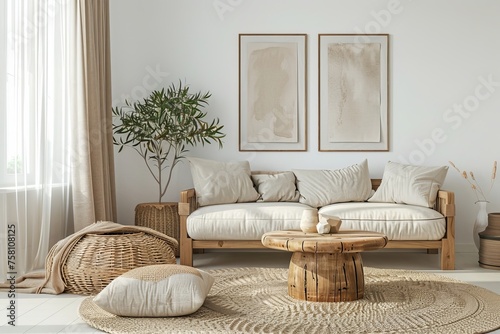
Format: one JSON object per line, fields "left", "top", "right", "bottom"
{"left": 93, "top": 264, "right": 214, "bottom": 317}
{"left": 293, "top": 160, "right": 372, "bottom": 207}
{"left": 187, "top": 157, "right": 260, "bottom": 206}
{"left": 251, "top": 172, "right": 300, "bottom": 202}
{"left": 368, "top": 161, "right": 448, "bottom": 208}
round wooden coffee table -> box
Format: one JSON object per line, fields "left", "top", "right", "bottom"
{"left": 261, "top": 230, "right": 388, "bottom": 302}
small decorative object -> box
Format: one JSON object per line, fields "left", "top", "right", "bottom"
{"left": 326, "top": 216, "right": 342, "bottom": 233}
{"left": 449, "top": 161, "right": 497, "bottom": 250}
{"left": 300, "top": 208, "right": 319, "bottom": 233}
{"left": 319, "top": 214, "right": 342, "bottom": 233}
{"left": 316, "top": 220, "right": 330, "bottom": 234}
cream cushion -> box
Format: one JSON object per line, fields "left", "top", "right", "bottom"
{"left": 319, "top": 202, "right": 446, "bottom": 240}
{"left": 293, "top": 160, "right": 372, "bottom": 207}
{"left": 187, "top": 202, "right": 310, "bottom": 240}
{"left": 93, "top": 264, "right": 214, "bottom": 317}
{"left": 251, "top": 172, "right": 300, "bottom": 202}
{"left": 188, "top": 157, "right": 259, "bottom": 206}
{"left": 368, "top": 161, "right": 448, "bottom": 208}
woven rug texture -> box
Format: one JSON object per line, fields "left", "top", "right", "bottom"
{"left": 79, "top": 267, "right": 500, "bottom": 334}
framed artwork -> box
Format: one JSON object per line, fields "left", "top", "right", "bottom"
{"left": 318, "top": 34, "right": 389, "bottom": 151}
{"left": 239, "top": 34, "right": 307, "bottom": 151}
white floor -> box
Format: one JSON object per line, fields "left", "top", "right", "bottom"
{"left": 1, "top": 250, "right": 500, "bottom": 334}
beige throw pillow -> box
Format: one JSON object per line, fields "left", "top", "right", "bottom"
{"left": 368, "top": 161, "right": 448, "bottom": 208}
{"left": 93, "top": 264, "right": 214, "bottom": 317}
{"left": 251, "top": 172, "right": 300, "bottom": 202}
{"left": 293, "top": 160, "right": 372, "bottom": 207}
{"left": 188, "top": 157, "right": 260, "bottom": 206}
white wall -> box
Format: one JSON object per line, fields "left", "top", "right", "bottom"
{"left": 109, "top": 0, "right": 500, "bottom": 251}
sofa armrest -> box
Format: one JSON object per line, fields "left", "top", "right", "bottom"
{"left": 436, "top": 189, "right": 455, "bottom": 269}
{"left": 179, "top": 188, "right": 197, "bottom": 266}
{"left": 179, "top": 188, "right": 197, "bottom": 240}
{"left": 436, "top": 189, "right": 455, "bottom": 217}
{"left": 179, "top": 188, "right": 197, "bottom": 216}
{"left": 436, "top": 189, "right": 455, "bottom": 237}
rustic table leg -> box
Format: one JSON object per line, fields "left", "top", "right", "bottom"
{"left": 288, "top": 252, "right": 364, "bottom": 302}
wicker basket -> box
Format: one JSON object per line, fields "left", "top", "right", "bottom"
{"left": 63, "top": 232, "right": 176, "bottom": 295}
{"left": 135, "top": 202, "right": 180, "bottom": 256}
{"left": 478, "top": 213, "right": 500, "bottom": 270}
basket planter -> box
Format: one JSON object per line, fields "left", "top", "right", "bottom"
{"left": 63, "top": 231, "right": 176, "bottom": 295}
{"left": 135, "top": 202, "right": 180, "bottom": 256}
{"left": 479, "top": 212, "right": 500, "bottom": 270}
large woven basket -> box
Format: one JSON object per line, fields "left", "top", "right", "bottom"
{"left": 63, "top": 231, "right": 176, "bottom": 295}
{"left": 135, "top": 202, "right": 180, "bottom": 256}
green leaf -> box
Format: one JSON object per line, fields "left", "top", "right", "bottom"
{"left": 112, "top": 80, "right": 225, "bottom": 201}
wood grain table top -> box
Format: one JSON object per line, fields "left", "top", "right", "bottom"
{"left": 261, "top": 230, "right": 388, "bottom": 254}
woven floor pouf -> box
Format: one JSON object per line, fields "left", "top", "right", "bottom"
{"left": 63, "top": 231, "right": 176, "bottom": 295}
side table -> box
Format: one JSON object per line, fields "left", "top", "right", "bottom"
{"left": 261, "top": 230, "right": 388, "bottom": 302}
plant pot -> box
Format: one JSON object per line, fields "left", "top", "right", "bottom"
{"left": 135, "top": 202, "right": 179, "bottom": 256}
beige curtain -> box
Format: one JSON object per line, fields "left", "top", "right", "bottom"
{"left": 72, "top": 0, "right": 116, "bottom": 231}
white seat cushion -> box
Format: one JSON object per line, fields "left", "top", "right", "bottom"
{"left": 187, "top": 202, "right": 310, "bottom": 240}
{"left": 319, "top": 202, "right": 446, "bottom": 240}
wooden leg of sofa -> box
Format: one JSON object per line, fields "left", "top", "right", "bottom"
{"left": 180, "top": 237, "right": 193, "bottom": 267}
{"left": 440, "top": 238, "right": 455, "bottom": 270}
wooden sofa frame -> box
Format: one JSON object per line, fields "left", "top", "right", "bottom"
{"left": 178, "top": 179, "right": 456, "bottom": 270}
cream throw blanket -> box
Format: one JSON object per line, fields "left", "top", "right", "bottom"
{"left": 0, "top": 221, "right": 178, "bottom": 294}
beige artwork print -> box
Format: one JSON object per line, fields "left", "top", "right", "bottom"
{"left": 246, "top": 42, "right": 298, "bottom": 143}
{"left": 328, "top": 43, "right": 381, "bottom": 143}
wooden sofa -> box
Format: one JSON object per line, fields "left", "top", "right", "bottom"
{"left": 178, "top": 179, "right": 456, "bottom": 270}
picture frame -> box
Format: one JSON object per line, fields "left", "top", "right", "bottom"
{"left": 239, "top": 34, "right": 307, "bottom": 151}
{"left": 318, "top": 34, "right": 389, "bottom": 151}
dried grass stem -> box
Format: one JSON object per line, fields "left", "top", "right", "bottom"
{"left": 449, "top": 160, "right": 497, "bottom": 202}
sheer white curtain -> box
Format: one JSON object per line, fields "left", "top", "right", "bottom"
{"left": 0, "top": 0, "right": 115, "bottom": 281}
{"left": 0, "top": 0, "right": 76, "bottom": 281}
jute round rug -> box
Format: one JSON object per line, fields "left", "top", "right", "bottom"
{"left": 79, "top": 267, "right": 500, "bottom": 334}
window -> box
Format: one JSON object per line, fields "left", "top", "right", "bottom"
{"left": 0, "top": 0, "right": 8, "bottom": 186}
{"left": 1, "top": 0, "right": 70, "bottom": 188}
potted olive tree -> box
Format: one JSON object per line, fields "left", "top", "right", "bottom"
{"left": 112, "top": 81, "right": 225, "bottom": 255}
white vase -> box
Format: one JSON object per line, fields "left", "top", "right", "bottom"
{"left": 473, "top": 201, "right": 489, "bottom": 250}
{"left": 300, "top": 208, "right": 319, "bottom": 233}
